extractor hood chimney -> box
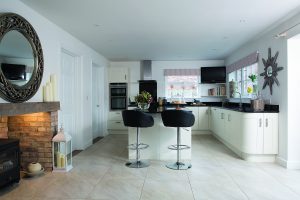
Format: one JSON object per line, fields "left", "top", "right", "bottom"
{"left": 140, "top": 60, "right": 152, "bottom": 80}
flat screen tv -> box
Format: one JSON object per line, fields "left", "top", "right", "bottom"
{"left": 201, "top": 66, "right": 226, "bottom": 83}
{"left": 1, "top": 63, "right": 26, "bottom": 80}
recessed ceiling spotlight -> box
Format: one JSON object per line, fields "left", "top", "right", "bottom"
{"left": 239, "top": 19, "right": 246, "bottom": 23}
{"left": 93, "top": 24, "right": 101, "bottom": 27}
{"left": 223, "top": 36, "right": 229, "bottom": 40}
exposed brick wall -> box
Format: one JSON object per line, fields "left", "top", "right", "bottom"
{"left": 0, "top": 116, "right": 8, "bottom": 138}
{"left": 7, "top": 111, "right": 58, "bottom": 171}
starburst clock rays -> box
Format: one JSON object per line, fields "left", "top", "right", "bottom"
{"left": 260, "top": 48, "right": 284, "bottom": 95}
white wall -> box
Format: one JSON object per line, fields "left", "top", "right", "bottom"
{"left": 225, "top": 11, "right": 300, "bottom": 168}
{"left": 0, "top": 0, "right": 109, "bottom": 150}
{"left": 110, "top": 60, "right": 224, "bottom": 100}
{"left": 287, "top": 36, "right": 300, "bottom": 168}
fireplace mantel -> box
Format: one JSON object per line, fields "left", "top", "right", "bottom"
{"left": 0, "top": 102, "right": 60, "bottom": 116}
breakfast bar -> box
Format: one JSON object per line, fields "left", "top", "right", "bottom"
{"left": 127, "top": 108, "right": 192, "bottom": 160}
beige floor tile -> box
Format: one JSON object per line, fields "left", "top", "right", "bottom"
{"left": 190, "top": 179, "right": 248, "bottom": 200}
{"left": 141, "top": 180, "right": 194, "bottom": 200}
{"left": 88, "top": 177, "right": 144, "bottom": 200}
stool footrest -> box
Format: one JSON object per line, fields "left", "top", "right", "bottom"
{"left": 128, "top": 143, "right": 149, "bottom": 150}
{"left": 168, "top": 144, "right": 190, "bottom": 150}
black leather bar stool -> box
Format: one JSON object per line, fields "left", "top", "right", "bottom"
{"left": 161, "top": 110, "right": 195, "bottom": 170}
{"left": 122, "top": 110, "right": 154, "bottom": 168}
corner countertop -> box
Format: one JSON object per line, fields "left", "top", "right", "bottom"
{"left": 128, "top": 102, "right": 279, "bottom": 113}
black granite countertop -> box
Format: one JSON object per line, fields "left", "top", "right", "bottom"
{"left": 128, "top": 102, "right": 279, "bottom": 113}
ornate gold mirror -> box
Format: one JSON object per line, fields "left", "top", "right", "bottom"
{"left": 0, "top": 13, "right": 43, "bottom": 102}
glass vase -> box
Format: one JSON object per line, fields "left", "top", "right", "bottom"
{"left": 138, "top": 103, "right": 150, "bottom": 110}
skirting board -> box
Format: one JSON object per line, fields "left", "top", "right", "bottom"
{"left": 108, "top": 130, "right": 128, "bottom": 134}
{"left": 276, "top": 156, "right": 300, "bottom": 169}
{"left": 192, "top": 130, "right": 212, "bottom": 135}
{"left": 212, "top": 132, "right": 276, "bottom": 162}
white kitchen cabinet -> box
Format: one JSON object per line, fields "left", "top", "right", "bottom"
{"left": 189, "top": 107, "right": 199, "bottom": 131}
{"left": 189, "top": 107, "right": 209, "bottom": 131}
{"left": 107, "top": 111, "right": 127, "bottom": 130}
{"left": 210, "top": 107, "right": 278, "bottom": 162}
{"left": 198, "top": 107, "right": 209, "bottom": 130}
{"left": 241, "top": 113, "right": 278, "bottom": 155}
{"left": 108, "top": 67, "right": 129, "bottom": 83}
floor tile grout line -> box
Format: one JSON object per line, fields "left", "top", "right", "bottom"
{"left": 214, "top": 157, "right": 251, "bottom": 200}
{"left": 186, "top": 169, "right": 196, "bottom": 200}
{"left": 258, "top": 165, "right": 300, "bottom": 197}
{"left": 139, "top": 166, "right": 149, "bottom": 200}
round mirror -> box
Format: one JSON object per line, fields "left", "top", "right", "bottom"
{"left": 267, "top": 66, "right": 273, "bottom": 77}
{"left": 0, "top": 13, "right": 43, "bottom": 103}
{"left": 0, "top": 30, "right": 34, "bottom": 86}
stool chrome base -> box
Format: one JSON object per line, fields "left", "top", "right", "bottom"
{"left": 125, "top": 160, "right": 150, "bottom": 168}
{"left": 166, "top": 162, "right": 192, "bottom": 170}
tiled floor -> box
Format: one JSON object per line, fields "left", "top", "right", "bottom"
{"left": 1, "top": 134, "right": 300, "bottom": 200}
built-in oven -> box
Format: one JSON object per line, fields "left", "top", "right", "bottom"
{"left": 110, "top": 83, "right": 127, "bottom": 110}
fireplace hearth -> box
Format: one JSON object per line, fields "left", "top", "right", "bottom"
{"left": 0, "top": 102, "right": 60, "bottom": 171}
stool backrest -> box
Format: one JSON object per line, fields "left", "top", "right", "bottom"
{"left": 161, "top": 110, "right": 195, "bottom": 127}
{"left": 122, "top": 110, "right": 154, "bottom": 128}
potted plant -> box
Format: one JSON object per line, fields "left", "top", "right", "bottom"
{"left": 135, "top": 91, "right": 152, "bottom": 110}
{"left": 248, "top": 74, "right": 258, "bottom": 95}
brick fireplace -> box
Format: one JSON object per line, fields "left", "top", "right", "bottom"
{"left": 0, "top": 102, "right": 60, "bottom": 171}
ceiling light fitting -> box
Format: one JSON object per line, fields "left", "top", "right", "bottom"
{"left": 274, "top": 22, "right": 300, "bottom": 38}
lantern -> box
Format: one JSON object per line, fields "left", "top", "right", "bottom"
{"left": 52, "top": 126, "right": 72, "bottom": 172}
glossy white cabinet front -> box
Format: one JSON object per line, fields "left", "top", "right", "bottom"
{"left": 210, "top": 107, "right": 278, "bottom": 161}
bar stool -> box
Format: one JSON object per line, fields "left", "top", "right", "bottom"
{"left": 122, "top": 110, "right": 154, "bottom": 168}
{"left": 161, "top": 110, "right": 195, "bottom": 170}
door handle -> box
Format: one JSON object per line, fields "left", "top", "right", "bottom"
{"left": 265, "top": 118, "right": 268, "bottom": 127}
{"left": 259, "top": 118, "right": 262, "bottom": 127}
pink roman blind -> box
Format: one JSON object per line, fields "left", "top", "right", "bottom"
{"left": 164, "top": 69, "right": 200, "bottom": 76}
{"left": 226, "top": 51, "right": 259, "bottom": 73}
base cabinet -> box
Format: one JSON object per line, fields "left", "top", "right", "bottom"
{"left": 107, "top": 111, "right": 127, "bottom": 130}
{"left": 210, "top": 107, "right": 278, "bottom": 161}
{"left": 189, "top": 107, "right": 209, "bottom": 131}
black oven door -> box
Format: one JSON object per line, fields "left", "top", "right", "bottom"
{"left": 110, "top": 87, "right": 127, "bottom": 97}
{"left": 110, "top": 97, "right": 127, "bottom": 110}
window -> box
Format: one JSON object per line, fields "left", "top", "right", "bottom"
{"left": 165, "top": 75, "right": 199, "bottom": 99}
{"left": 228, "top": 63, "right": 258, "bottom": 97}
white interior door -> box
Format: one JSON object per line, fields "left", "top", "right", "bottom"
{"left": 92, "top": 63, "right": 104, "bottom": 139}
{"left": 60, "top": 50, "right": 78, "bottom": 149}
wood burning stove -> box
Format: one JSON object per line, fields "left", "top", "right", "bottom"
{"left": 0, "top": 139, "right": 20, "bottom": 188}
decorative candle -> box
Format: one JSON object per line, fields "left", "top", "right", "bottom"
{"left": 56, "top": 152, "right": 61, "bottom": 168}
{"left": 47, "top": 82, "right": 53, "bottom": 101}
{"left": 43, "top": 85, "right": 47, "bottom": 102}
{"left": 45, "top": 84, "right": 51, "bottom": 102}
{"left": 50, "top": 74, "right": 58, "bottom": 101}
{"left": 60, "top": 154, "right": 65, "bottom": 168}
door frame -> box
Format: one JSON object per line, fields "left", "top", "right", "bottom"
{"left": 60, "top": 48, "right": 82, "bottom": 150}
{"left": 92, "top": 62, "right": 105, "bottom": 138}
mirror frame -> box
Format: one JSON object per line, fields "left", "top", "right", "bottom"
{"left": 0, "top": 13, "right": 43, "bottom": 103}
{"left": 260, "top": 48, "right": 284, "bottom": 95}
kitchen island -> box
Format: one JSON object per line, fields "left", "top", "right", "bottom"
{"left": 127, "top": 107, "right": 191, "bottom": 160}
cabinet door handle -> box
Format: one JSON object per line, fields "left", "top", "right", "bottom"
{"left": 125, "top": 75, "right": 127, "bottom": 80}
{"left": 259, "top": 118, "right": 262, "bottom": 127}
{"left": 227, "top": 114, "right": 231, "bottom": 121}
{"left": 116, "top": 112, "right": 121, "bottom": 115}
{"left": 221, "top": 113, "right": 224, "bottom": 119}
{"left": 206, "top": 110, "right": 208, "bottom": 115}
{"left": 115, "top": 121, "right": 121, "bottom": 124}
{"left": 265, "top": 118, "right": 268, "bottom": 127}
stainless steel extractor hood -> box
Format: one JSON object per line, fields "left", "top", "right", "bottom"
{"left": 140, "top": 60, "right": 152, "bottom": 80}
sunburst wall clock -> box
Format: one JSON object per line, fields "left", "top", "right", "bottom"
{"left": 260, "top": 48, "right": 284, "bottom": 95}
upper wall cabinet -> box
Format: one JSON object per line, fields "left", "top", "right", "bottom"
{"left": 108, "top": 67, "right": 128, "bottom": 83}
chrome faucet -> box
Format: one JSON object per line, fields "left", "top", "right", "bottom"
{"left": 235, "top": 91, "right": 243, "bottom": 111}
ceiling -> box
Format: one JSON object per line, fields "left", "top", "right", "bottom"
{"left": 20, "top": 0, "right": 300, "bottom": 61}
